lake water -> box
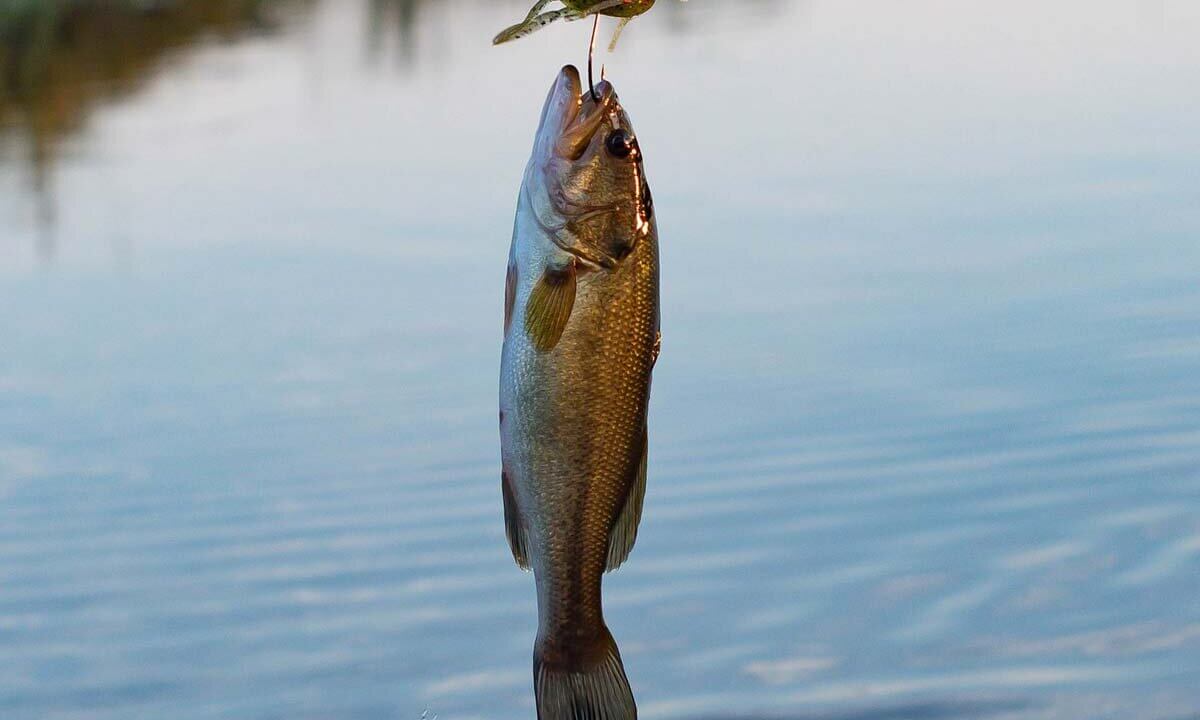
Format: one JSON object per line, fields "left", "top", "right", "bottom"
{"left": 2, "top": 1, "right": 1199, "bottom": 718}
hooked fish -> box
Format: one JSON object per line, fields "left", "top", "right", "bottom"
{"left": 494, "top": 0, "right": 657, "bottom": 48}
{"left": 499, "top": 65, "right": 659, "bottom": 720}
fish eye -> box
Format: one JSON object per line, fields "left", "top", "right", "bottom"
{"left": 605, "top": 129, "right": 635, "bottom": 159}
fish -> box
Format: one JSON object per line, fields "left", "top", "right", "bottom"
{"left": 499, "top": 65, "right": 660, "bottom": 720}
{"left": 493, "top": 0, "right": 658, "bottom": 48}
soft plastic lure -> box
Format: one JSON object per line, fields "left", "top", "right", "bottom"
{"left": 493, "top": 0, "right": 657, "bottom": 50}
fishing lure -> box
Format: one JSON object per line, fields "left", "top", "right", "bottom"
{"left": 493, "top": 0, "right": 657, "bottom": 50}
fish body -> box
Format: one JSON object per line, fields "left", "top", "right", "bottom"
{"left": 499, "top": 66, "right": 659, "bottom": 720}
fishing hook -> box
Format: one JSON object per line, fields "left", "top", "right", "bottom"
{"left": 588, "top": 13, "right": 601, "bottom": 102}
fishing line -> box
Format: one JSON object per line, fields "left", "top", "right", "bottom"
{"left": 588, "top": 14, "right": 601, "bottom": 102}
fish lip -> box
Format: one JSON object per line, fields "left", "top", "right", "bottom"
{"left": 556, "top": 82, "right": 615, "bottom": 160}
{"left": 534, "top": 66, "right": 582, "bottom": 157}
{"left": 536, "top": 66, "right": 616, "bottom": 162}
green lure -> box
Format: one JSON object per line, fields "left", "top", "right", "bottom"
{"left": 493, "top": 0, "right": 657, "bottom": 49}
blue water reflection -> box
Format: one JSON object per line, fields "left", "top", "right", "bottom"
{"left": 2, "top": 1, "right": 1199, "bottom": 718}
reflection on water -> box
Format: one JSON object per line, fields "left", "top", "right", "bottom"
{"left": 1, "top": 0, "right": 288, "bottom": 261}
{"left": 696, "top": 699, "right": 1032, "bottom": 720}
{"left": 1, "top": 0, "right": 780, "bottom": 264}
{"left": 365, "top": 0, "right": 420, "bottom": 65}
{"left": 0, "top": 0, "right": 774, "bottom": 153}
{"left": 2, "top": 1, "right": 1200, "bottom": 719}
{"left": 0, "top": 1, "right": 277, "bottom": 139}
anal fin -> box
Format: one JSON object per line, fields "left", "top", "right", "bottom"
{"left": 606, "top": 428, "right": 648, "bottom": 572}
{"left": 502, "top": 472, "right": 530, "bottom": 570}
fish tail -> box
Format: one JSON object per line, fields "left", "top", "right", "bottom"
{"left": 533, "top": 625, "right": 636, "bottom": 720}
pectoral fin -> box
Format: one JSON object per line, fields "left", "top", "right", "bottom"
{"left": 525, "top": 263, "right": 577, "bottom": 352}
{"left": 502, "top": 472, "right": 530, "bottom": 570}
{"left": 606, "top": 429, "right": 648, "bottom": 572}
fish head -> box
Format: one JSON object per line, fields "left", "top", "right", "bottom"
{"left": 527, "top": 65, "right": 653, "bottom": 269}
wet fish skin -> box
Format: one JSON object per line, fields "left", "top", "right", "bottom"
{"left": 499, "top": 65, "right": 659, "bottom": 720}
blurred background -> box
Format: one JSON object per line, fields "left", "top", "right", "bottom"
{"left": 2, "top": 1, "right": 1200, "bottom": 718}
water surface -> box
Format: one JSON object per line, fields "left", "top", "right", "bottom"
{"left": 2, "top": 1, "right": 1200, "bottom": 719}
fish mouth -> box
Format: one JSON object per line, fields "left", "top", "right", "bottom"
{"left": 529, "top": 66, "right": 625, "bottom": 270}
{"left": 537, "top": 65, "right": 616, "bottom": 161}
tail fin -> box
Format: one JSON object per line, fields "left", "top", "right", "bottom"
{"left": 534, "top": 626, "right": 637, "bottom": 720}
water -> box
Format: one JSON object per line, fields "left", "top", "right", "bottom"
{"left": 2, "top": 1, "right": 1199, "bottom": 718}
